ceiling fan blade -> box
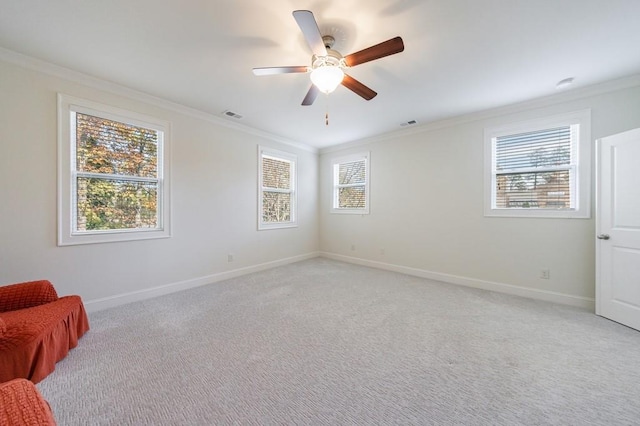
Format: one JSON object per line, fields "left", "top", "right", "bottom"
{"left": 253, "top": 66, "right": 309, "bottom": 76}
{"left": 292, "top": 10, "right": 327, "bottom": 57}
{"left": 341, "top": 74, "right": 377, "bottom": 100}
{"left": 301, "top": 85, "right": 320, "bottom": 106}
{"left": 344, "top": 36, "right": 405, "bottom": 67}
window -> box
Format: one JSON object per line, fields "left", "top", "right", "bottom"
{"left": 258, "top": 147, "right": 297, "bottom": 230}
{"left": 331, "top": 152, "right": 370, "bottom": 214}
{"left": 58, "top": 94, "right": 171, "bottom": 245}
{"left": 484, "top": 110, "right": 590, "bottom": 218}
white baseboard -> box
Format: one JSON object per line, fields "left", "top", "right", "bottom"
{"left": 320, "top": 252, "right": 595, "bottom": 310}
{"left": 85, "top": 251, "right": 595, "bottom": 313}
{"left": 84, "top": 252, "right": 320, "bottom": 312}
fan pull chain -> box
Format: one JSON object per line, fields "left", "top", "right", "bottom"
{"left": 325, "top": 93, "right": 330, "bottom": 126}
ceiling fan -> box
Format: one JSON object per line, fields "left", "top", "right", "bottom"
{"left": 253, "top": 10, "right": 404, "bottom": 106}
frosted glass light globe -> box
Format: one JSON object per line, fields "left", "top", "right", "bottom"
{"left": 310, "top": 66, "right": 345, "bottom": 93}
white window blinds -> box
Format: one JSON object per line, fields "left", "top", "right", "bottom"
{"left": 332, "top": 152, "right": 370, "bottom": 214}
{"left": 74, "top": 112, "right": 161, "bottom": 232}
{"left": 494, "top": 125, "right": 576, "bottom": 210}
{"left": 258, "top": 147, "right": 297, "bottom": 229}
{"left": 337, "top": 160, "right": 367, "bottom": 209}
{"left": 261, "top": 155, "right": 293, "bottom": 223}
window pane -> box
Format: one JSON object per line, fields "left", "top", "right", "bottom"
{"left": 339, "top": 186, "right": 366, "bottom": 209}
{"left": 262, "top": 157, "right": 291, "bottom": 190}
{"left": 76, "top": 113, "right": 158, "bottom": 178}
{"left": 76, "top": 177, "right": 158, "bottom": 231}
{"left": 496, "top": 126, "right": 571, "bottom": 171}
{"left": 262, "top": 191, "right": 291, "bottom": 223}
{"left": 495, "top": 170, "right": 571, "bottom": 209}
{"left": 339, "top": 160, "right": 366, "bottom": 185}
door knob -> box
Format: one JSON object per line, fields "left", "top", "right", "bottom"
{"left": 597, "top": 234, "right": 610, "bottom": 240}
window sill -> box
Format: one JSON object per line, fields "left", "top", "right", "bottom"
{"left": 58, "top": 228, "right": 171, "bottom": 246}
{"left": 331, "top": 209, "right": 370, "bottom": 215}
{"left": 484, "top": 208, "right": 590, "bottom": 219}
{"left": 258, "top": 222, "right": 298, "bottom": 231}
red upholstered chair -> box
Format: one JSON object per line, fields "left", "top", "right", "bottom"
{"left": 0, "top": 378, "right": 57, "bottom": 425}
{"left": 0, "top": 280, "right": 89, "bottom": 384}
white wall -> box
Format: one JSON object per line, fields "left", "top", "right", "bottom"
{"left": 2, "top": 50, "right": 639, "bottom": 311}
{"left": 319, "top": 82, "right": 640, "bottom": 307}
{"left": 0, "top": 57, "right": 319, "bottom": 310}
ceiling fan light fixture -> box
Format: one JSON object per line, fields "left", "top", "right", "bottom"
{"left": 310, "top": 65, "right": 344, "bottom": 94}
{"left": 252, "top": 10, "right": 404, "bottom": 105}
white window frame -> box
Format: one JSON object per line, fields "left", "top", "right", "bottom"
{"left": 57, "top": 94, "right": 171, "bottom": 245}
{"left": 258, "top": 146, "right": 297, "bottom": 230}
{"left": 484, "top": 109, "right": 591, "bottom": 218}
{"left": 331, "top": 152, "right": 370, "bottom": 215}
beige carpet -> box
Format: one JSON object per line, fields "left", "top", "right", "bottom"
{"left": 38, "top": 258, "right": 640, "bottom": 425}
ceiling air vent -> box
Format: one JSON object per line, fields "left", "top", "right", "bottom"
{"left": 222, "top": 110, "right": 243, "bottom": 119}
{"left": 400, "top": 120, "right": 417, "bottom": 127}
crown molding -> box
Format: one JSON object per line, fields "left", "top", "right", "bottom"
{"left": 320, "top": 73, "right": 640, "bottom": 154}
{"left": 2, "top": 46, "right": 637, "bottom": 157}
{"left": 0, "top": 47, "right": 318, "bottom": 154}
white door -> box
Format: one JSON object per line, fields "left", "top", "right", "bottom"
{"left": 596, "top": 128, "right": 640, "bottom": 331}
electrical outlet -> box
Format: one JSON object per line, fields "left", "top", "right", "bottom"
{"left": 228, "top": 254, "right": 234, "bottom": 262}
{"left": 540, "top": 268, "right": 550, "bottom": 279}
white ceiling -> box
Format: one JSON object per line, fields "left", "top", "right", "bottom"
{"left": 2, "top": 0, "right": 640, "bottom": 149}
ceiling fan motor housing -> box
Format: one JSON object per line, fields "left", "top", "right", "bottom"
{"left": 311, "top": 49, "right": 345, "bottom": 70}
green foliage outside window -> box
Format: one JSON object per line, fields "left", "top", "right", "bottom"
{"left": 75, "top": 113, "right": 160, "bottom": 231}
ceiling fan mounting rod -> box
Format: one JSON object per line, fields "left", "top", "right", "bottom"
{"left": 322, "top": 35, "right": 336, "bottom": 49}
